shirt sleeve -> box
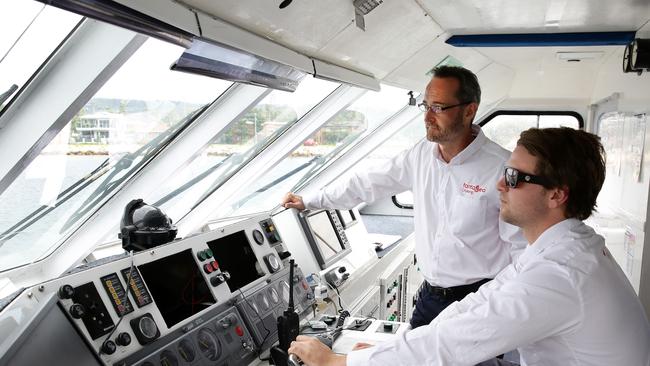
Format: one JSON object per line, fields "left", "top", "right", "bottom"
{"left": 346, "top": 261, "right": 583, "bottom": 366}
{"left": 303, "top": 147, "right": 414, "bottom": 210}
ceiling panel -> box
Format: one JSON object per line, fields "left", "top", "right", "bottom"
{"left": 179, "top": 0, "right": 356, "bottom": 55}
{"left": 419, "top": 0, "right": 650, "bottom": 34}
{"left": 314, "top": 1, "right": 443, "bottom": 79}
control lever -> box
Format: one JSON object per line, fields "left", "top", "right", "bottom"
{"left": 288, "top": 354, "right": 303, "bottom": 366}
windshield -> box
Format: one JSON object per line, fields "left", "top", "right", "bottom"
{"left": 0, "top": 1, "right": 81, "bottom": 110}
{"left": 145, "top": 77, "right": 339, "bottom": 224}
{"left": 219, "top": 84, "right": 410, "bottom": 217}
{"left": 0, "top": 38, "right": 232, "bottom": 273}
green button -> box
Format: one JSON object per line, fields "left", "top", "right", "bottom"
{"left": 205, "top": 249, "right": 213, "bottom": 258}
{"left": 198, "top": 251, "right": 207, "bottom": 261}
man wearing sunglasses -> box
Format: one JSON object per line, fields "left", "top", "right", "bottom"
{"left": 283, "top": 65, "right": 525, "bottom": 328}
{"left": 288, "top": 127, "right": 650, "bottom": 366}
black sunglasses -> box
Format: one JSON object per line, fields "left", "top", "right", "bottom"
{"left": 504, "top": 167, "right": 550, "bottom": 188}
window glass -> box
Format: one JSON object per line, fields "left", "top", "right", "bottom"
{"left": 0, "top": 2, "right": 81, "bottom": 110}
{"left": 0, "top": 38, "right": 232, "bottom": 272}
{"left": 538, "top": 115, "right": 580, "bottom": 129}
{"left": 148, "top": 77, "right": 339, "bottom": 222}
{"left": 482, "top": 113, "right": 580, "bottom": 151}
{"left": 354, "top": 114, "right": 425, "bottom": 171}
{"left": 217, "top": 85, "right": 409, "bottom": 217}
{"left": 481, "top": 115, "right": 537, "bottom": 151}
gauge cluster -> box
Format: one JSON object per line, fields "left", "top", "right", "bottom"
{"left": 41, "top": 213, "right": 314, "bottom": 366}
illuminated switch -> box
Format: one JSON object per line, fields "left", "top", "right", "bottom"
{"left": 211, "top": 261, "right": 219, "bottom": 271}
{"left": 235, "top": 326, "right": 244, "bottom": 337}
{"left": 204, "top": 263, "right": 215, "bottom": 274}
{"left": 197, "top": 251, "right": 208, "bottom": 261}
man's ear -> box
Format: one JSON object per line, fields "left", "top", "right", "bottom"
{"left": 548, "top": 186, "right": 569, "bottom": 209}
{"left": 464, "top": 102, "right": 478, "bottom": 124}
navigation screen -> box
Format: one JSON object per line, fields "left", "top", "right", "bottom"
{"left": 207, "top": 230, "right": 264, "bottom": 292}
{"left": 138, "top": 249, "right": 216, "bottom": 328}
{"left": 308, "top": 211, "right": 345, "bottom": 261}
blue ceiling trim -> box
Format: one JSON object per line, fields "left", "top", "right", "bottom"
{"left": 446, "top": 32, "right": 636, "bottom": 47}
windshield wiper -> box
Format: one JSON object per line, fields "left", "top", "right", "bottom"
{"left": 152, "top": 153, "right": 234, "bottom": 207}
{"left": 0, "top": 157, "right": 110, "bottom": 245}
{"left": 0, "top": 106, "right": 206, "bottom": 247}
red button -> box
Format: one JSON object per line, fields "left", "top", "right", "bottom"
{"left": 235, "top": 326, "right": 244, "bottom": 337}
{"left": 211, "top": 261, "right": 219, "bottom": 271}
{"left": 301, "top": 281, "right": 308, "bottom": 290}
{"left": 204, "top": 264, "right": 214, "bottom": 274}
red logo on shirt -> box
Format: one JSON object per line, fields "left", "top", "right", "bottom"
{"left": 463, "top": 182, "right": 486, "bottom": 194}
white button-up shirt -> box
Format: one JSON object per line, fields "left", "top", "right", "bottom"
{"left": 346, "top": 219, "right": 650, "bottom": 366}
{"left": 304, "top": 125, "right": 524, "bottom": 287}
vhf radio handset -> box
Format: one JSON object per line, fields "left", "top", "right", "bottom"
{"left": 270, "top": 259, "right": 300, "bottom": 366}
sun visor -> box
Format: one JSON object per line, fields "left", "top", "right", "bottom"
{"left": 172, "top": 38, "right": 306, "bottom": 92}
{"left": 312, "top": 59, "right": 380, "bottom": 91}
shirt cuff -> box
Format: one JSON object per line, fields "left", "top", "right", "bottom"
{"left": 302, "top": 191, "right": 321, "bottom": 210}
{"left": 345, "top": 347, "right": 375, "bottom": 366}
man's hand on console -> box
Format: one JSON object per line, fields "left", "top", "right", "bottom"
{"left": 282, "top": 192, "right": 306, "bottom": 211}
{"left": 289, "top": 335, "right": 347, "bottom": 366}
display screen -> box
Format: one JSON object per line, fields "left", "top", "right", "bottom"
{"left": 207, "top": 230, "right": 264, "bottom": 292}
{"left": 337, "top": 209, "right": 357, "bottom": 228}
{"left": 307, "top": 211, "right": 345, "bottom": 261}
{"left": 138, "top": 249, "right": 215, "bottom": 328}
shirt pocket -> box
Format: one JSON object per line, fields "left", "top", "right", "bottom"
{"left": 450, "top": 195, "right": 488, "bottom": 236}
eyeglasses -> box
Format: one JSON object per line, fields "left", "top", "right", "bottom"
{"left": 418, "top": 101, "right": 471, "bottom": 114}
{"left": 504, "top": 167, "right": 550, "bottom": 188}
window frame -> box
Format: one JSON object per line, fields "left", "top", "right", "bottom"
{"left": 478, "top": 110, "right": 584, "bottom": 129}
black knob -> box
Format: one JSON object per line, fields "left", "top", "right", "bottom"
{"left": 58, "top": 284, "right": 75, "bottom": 299}
{"left": 116, "top": 332, "right": 131, "bottom": 346}
{"left": 278, "top": 251, "right": 291, "bottom": 260}
{"left": 383, "top": 322, "right": 393, "bottom": 332}
{"left": 222, "top": 271, "right": 231, "bottom": 280}
{"left": 338, "top": 266, "right": 346, "bottom": 273}
{"left": 102, "top": 340, "right": 116, "bottom": 355}
{"left": 69, "top": 303, "right": 86, "bottom": 319}
{"left": 210, "top": 274, "right": 226, "bottom": 287}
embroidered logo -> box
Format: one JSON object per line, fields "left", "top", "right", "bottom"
{"left": 463, "top": 182, "right": 486, "bottom": 194}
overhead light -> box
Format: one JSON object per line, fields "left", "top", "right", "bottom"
{"left": 171, "top": 38, "right": 306, "bottom": 92}
{"left": 446, "top": 32, "right": 636, "bottom": 47}
{"left": 353, "top": 0, "right": 383, "bottom": 31}
{"left": 556, "top": 51, "right": 604, "bottom": 62}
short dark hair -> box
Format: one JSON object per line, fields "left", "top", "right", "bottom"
{"left": 517, "top": 127, "right": 606, "bottom": 220}
{"left": 432, "top": 66, "right": 481, "bottom": 105}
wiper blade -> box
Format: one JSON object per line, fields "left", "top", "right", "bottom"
{"left": 153, "top": 153, "right": 234, "bottom": 207}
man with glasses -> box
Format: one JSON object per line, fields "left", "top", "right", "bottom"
{"left": 288, "top": 127, "right": 650, "bottom": 366}
{"left": 283, "top": 66, "right": 524, "bottom": 328}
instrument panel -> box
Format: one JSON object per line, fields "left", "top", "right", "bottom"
{"left": 45, "top": 213, "right": 314, "bottom": 366}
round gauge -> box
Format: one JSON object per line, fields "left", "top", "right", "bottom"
{"left": 196, "top": 328, "right": 222, "bottom": 361}
{"left": 139, "top": 316, "right": 158, "bottom": 340}
{"left": 266, "top": 254, "right": 281, "bottom": 272}
{"left": 258, "top": 292, "right": 270, "bottom": 311}
{"left": 269, "top": 287, "right": 280, "bottom": 304}
{"left": 177, "top": 339, "right": 195, "bottom": 362}
{"left": 159, "top": 350, "right": 178, "bottom": 366}
{"left": 279, "top": 280, "right": 291, "bottom": 304}
{"left": 252, "top": 229, "right": 265, "bottom": 245}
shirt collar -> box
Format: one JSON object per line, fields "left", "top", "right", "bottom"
{"left": 433, "top": 124, "right": 486, "bottom": 165}
{"left": 517, "top": 218, "right": 582, "bottom": 267}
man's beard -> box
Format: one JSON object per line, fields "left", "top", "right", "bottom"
{"left": 426, "top": 115, "right": 465, "bottom": 143}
